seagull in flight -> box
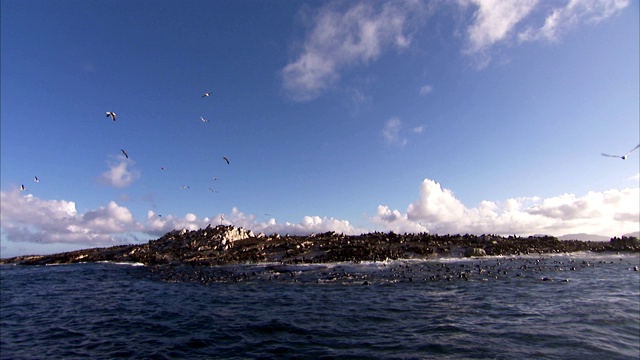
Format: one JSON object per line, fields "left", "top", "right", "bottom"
{"left": 106, "top": 112, "right": 117, "bottom": 121}
{"left": 209, "top": 188, "right": 218, "bottom": 193}
{"left": 120, "top": 149, "right": 129, "bottom": 159}
{"left": 601, "top": 144, "right": 640, "bottom": 160}
{"left": 202, "top": 92, "right": 212, "bottom": 98}
{"left": 200, "top": 116, "right": 209, "bottom": 123}
{"left": 34, "top": 176, "right": 39, "bottom": 183}
{"left": 223, "top": 156, "right": 230, "bottom": 164}
{"left": 180, "top": 185, "right": 190, "bottom": 189}
{"left": 20, "top": 184, "right": 27, "bottom": 191}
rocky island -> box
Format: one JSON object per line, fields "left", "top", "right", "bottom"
{"left": 2, "top": 225, "right": 638, "bottom": 267}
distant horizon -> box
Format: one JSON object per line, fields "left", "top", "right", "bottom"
{"left": 2, "top": 226, "right": 638, "bottom": 260}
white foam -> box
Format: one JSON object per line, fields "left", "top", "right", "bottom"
{"left": 97, "top": 261, "right": 146, "bottom": 267}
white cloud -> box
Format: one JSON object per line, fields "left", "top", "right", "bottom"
{"left": 518, "top": 0, "right": 630, "bottom": 42}
{"left": 191, "top": 208, "right": 366, "bottom": 236}
{"left": 0, "top": 190, "right": 366, "bottom": 250}
{"left": 99, "top": 158, "right": 140, "bottom": 188}
{"left": 280, "top": 0, "right": 631, "bottom": 96}
{"left": 382, "top": 118, "right": 425, "bottom": 146}
{"left": 381, "top": 117, "right": 408, "bottom": 146}
{"left": 459, "top": 0, "right": 629, "bottom": 66}
{"left": 463, "top": 0, "right": 539, "bottom": 54}
{"left": 3, "top": 179, "right": 637, "bottom": 254}
{"left": 406, "top": 179, "right": 466, "bottom": 223}
{"left": 282, "top": 0, "right": 424, "bottom": 101}
{"left": 372, "top": 179, "right": 639, "bottom": 237}
{"left": 418, "top": 84, "right": 433, "bottom": 95}
{"left": 374, "top": 205, "right": 427, "bottom": 233}
{"left": 0, "top": 190, "right": 142, "bottom": 245}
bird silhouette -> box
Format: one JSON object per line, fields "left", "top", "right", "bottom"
{"left": 106, "top": 112, "right": 117, "bottom": 121}
{"left": 601, "top": 144, "right": 640, "bottom": 160}
{"left": 223, "top": 156, "right": 230, "bottom": 164}
{"left": 120, "top": 149, "right": 129, "bottom": 159}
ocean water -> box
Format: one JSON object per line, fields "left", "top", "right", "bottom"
{"left": 1, "top": 253, "right": 639, "bottom": 359}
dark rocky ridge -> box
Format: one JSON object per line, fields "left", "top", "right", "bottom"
{"left": 2, "top": 225, "right": 639, "bottom": 266}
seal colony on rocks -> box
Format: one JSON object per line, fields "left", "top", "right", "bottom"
{"left": 1, "top": 225, "right": 638, "bottom": 267}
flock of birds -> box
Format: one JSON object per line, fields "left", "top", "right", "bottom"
{"left": 15, "top": 92, "right": 640, "bottom": 200}
{"left": 20, "top": 91, "right": 230, "bottom": 194}
{"left": 109, "top": 91, "right": 230, "bottom": 192}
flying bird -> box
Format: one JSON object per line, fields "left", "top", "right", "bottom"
{"left": 20, "top": 184, "right": 27, "bottom": 191}
{"left": 213, "top": 177, "right": 220, "bottom": 181}
{"left": 200, "top": 117, "right": 209, "bottom": 123}
{"left": 223, "top": 156, "right": 230, "bottom": 164}
{"left": 34, "top": 176, "right": 39, "bottom": 182}
{"left": 209, "top": 188, "right": 218, "bottom": 193}
{"left": 106, "top": 112, "right": 117, "bottom": 121}
{"left": 120, "top": 149, "right": 129, "bottom": 159}
{"left": 180, "top": 185, "right": 190, "bottom": 189}
{"left": 202, "top": 92, "right": 212, "bottom": 98}
{"left": 601, "top": 144, "right": 640, "bottom": 160}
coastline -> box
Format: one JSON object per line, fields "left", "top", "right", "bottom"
{"left": 2, "top": 225, "right": 638, "bottom": 267}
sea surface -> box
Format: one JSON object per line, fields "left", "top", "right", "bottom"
{"left": 1, "top": 252, "right": 639, "bottom": 359}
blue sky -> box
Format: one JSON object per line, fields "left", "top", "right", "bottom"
{"left": 2, "top": 0, "right": 639, "bottom": 257}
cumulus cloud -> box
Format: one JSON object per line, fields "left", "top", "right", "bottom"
{"left": 406, "top": 179, "right": 466, "bottom": 223}
{"left": 0, "top": 190, "right": 365, "bottom": 250}
{"left": 146, "top": 208, "right": 366, "bottom": 237}
{"left": 372, "top": 179, "right": 639, "bottom": 237}
{"left": 3, "top": 180, "right": 637, "bottom": 253}
{"left": 99, "top": 158, "right": 140, "bottom": 188}
{"left": 0, "top": 190, "right": 143, "bottom": 245}
{"left": 265, "top": 215, "right": 364, "bottom": 236}
{"left": 145, "top": 210, "right": 218, "bottom": 236}
{"left": 282, "top": 0, "right": 424, "bottom": 101}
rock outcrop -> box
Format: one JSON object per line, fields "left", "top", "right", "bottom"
{"left": 1, "top": 226, "right": 637, "bottom": 266}
{"left": 464, "top": 248, "right": 487, "bottom": 257}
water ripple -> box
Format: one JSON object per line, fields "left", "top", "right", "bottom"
{"left": 1, "top": 254, "right": 638, "bottom": 359}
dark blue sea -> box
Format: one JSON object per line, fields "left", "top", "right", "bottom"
{"left": 1, "top": 252, "right": 639, "bottom": 359}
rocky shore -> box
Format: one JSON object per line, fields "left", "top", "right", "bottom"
{"left": 2, "top": 225, "right": 639, "bottom": 267}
